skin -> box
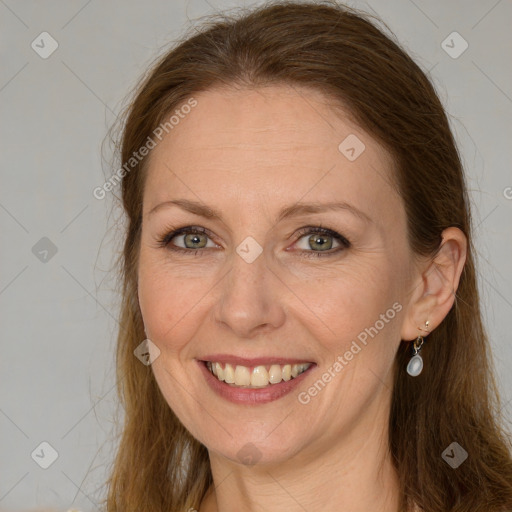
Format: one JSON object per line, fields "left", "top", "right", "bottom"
{"left": 137, "top": 84, "right": 467, "bottom": 512}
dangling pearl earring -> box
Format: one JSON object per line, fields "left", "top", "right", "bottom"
{"left": 407, "top": 320, "right": 429, "bottom": 377}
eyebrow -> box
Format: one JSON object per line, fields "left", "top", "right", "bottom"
{"left": 147, "top": 198, "right": 372, "bottom": 224}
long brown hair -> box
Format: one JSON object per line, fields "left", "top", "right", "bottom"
{"left": 102, "top": 1, "right": 512, "bottom": 510}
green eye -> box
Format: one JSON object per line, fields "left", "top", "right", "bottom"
{"left": 157, "top": 225, "right": 350, "bottom": 258}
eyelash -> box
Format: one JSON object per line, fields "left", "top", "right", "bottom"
{"left": 155, "top": 224, "right": 351, "bottom": 258}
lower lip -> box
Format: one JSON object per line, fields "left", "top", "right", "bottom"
{"left": 197, "top": 360, "right": 316, "bottom": 405}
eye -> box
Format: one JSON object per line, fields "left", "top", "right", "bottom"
{"left": 156, "top": 226, "right": 218, "bottom": 255}
{"left": 292, "top": 226, "right": 350, "bottom": 258}
{"left": 155, "top": 224, "right": 351, "bottom": 258}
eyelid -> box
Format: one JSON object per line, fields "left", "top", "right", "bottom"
{"left": 293, "top": 225, "right": 350, "bottom": 247}
{"left": 156, "top": 224, "right": 351, "bottom": 256}
{"left": 157, "top": 225, "right": 219, "bottom": 248}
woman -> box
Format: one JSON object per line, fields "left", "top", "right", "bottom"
{"left": 103, "top": 1, "right": 512, "bottom": 511}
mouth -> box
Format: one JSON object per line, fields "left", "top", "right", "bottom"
{"left": 197, "top": 357, "right": 317, "bottom": 405}
{"left": 201, "top": 360, "right": 314, "bottom": 388}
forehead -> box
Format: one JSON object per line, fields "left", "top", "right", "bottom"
{"left": 143, "top": 85, "right": 398, "bottom": 222}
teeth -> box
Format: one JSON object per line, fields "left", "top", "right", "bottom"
{"left": 251, "top": 366, "right": 268, "bottom": 387}
{"left": 224, "top": 363, "right": 235, "bottom": 383}
{"left": 268, "top": 364, "right": 282, "bottom": 384}
{"left": 206, "top": 361, "right": 312, "bottom": 388}
{"left": 214, "top": 362, "right": 223, "bottom": 380}
{"left": 234, "top": 365, "right": 251, "bottom": 386}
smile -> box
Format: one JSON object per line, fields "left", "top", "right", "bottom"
{"left": 206, "top": 361, "right": 313, "bottom": 388}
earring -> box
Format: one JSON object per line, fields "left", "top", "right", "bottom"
{"left": 406, "top": 320, "right": 429, "bottom": 377}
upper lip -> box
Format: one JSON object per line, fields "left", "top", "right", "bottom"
{"left": 198, "top": 354, "right": 316, "bottom": 367}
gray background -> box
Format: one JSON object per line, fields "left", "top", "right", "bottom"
{"left": 1, "top": 0, "right": 511, "bottom": 510}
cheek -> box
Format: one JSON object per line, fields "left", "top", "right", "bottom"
{"left": 300, "top": 260, "right": 402, "bottom": 361}
{"left": 137, "top": 255, "right": 212, "bottom": 350}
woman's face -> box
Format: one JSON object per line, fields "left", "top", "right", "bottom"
{"left": 138, "top": 84, "right": 416, "bottom": 466}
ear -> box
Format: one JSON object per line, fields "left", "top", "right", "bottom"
{"left": 400, "top": 227, "right": 467, "bottom": 341}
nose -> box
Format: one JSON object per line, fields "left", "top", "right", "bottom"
{"left": 213, "top": 247, "right": 286, "bottom": 339}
